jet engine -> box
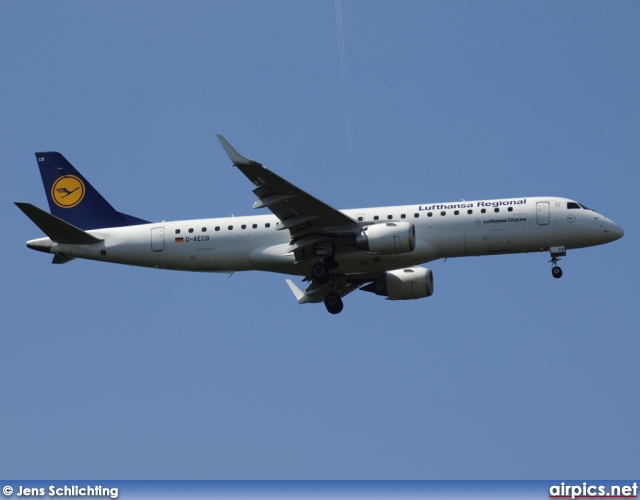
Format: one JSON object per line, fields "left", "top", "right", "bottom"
{"left": 355, "top": 222, "right": 416, "bottom": 255}
{"left": 361, "top": 266, "right": 434, "bottom": 300}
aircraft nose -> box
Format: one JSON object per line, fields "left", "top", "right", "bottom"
{"left": 605, "top": 220, "right": 624, "bottom": 241}
{"left": 611, "top": 223, "right": 624, "bottom": 240}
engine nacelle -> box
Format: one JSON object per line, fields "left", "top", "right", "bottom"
{"left": 362, "top": 266, "right": 434, "bottom": 300}
{"left": 355, "top": 222, "right": 416, "bottom": 255}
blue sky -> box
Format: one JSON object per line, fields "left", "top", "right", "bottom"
{"left": 1, "top": 1, "right": 638, "bottom": 479}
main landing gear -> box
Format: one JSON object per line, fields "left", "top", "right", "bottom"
{"left": 310, "top": 259, "right": 344, "bottom": 314}
{"left": 324, "top": 292, "right": 344, "bottom": 315}
{"left": 549, "top": 246, "right": 566, "bottom": 279}
{"left": 310, "top": 258, "right": 340, "bottom": 286}
{"left": 311, "top": 261, "right": 331, "bottom": 285}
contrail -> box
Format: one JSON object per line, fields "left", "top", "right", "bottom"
{"left": 335, "top": 0, "right": 354, "bottom": 153}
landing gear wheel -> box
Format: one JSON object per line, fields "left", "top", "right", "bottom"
{"left": 324, "top": 293, "right": 344, "bottom": 314}
{"left": 549, "top": 246, "right": 566, "bottom": 280}
{"left": 311, "top": 262, "right": 331, "bottom": 285}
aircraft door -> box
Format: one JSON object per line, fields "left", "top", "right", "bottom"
{"left": 536, "top": 202, "right": 550, "bottom": 226}
{"left": 151, "top": 227, "right": 165, "bottom": 252}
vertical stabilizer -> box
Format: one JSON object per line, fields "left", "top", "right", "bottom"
{"left": 36, "top": 152, "right": 149, "bottom": 230}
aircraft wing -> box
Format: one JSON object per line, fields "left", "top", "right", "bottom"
{"left": 217, "top": 135, "right": 360, "bottom": 256}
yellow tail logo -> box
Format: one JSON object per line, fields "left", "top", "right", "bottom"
{"left": 52, "top": 175, "right": 85, "bottom": 208}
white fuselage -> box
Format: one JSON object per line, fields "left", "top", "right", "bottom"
{"left": 30, "top": 196, "right": 624, "bottom": 276}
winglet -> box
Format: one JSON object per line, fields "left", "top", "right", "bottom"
{"left": 285, "top": 279, "right": 306, "bottom": 304}
{"left": 216, "top": 134, "right": 257, "bottom": 166}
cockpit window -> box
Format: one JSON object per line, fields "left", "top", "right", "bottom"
{"left": 567, "top": 202, "right": 581, "bottom": 209}
{"left": 578, "top": 203, "right": 593, "bottom": 211}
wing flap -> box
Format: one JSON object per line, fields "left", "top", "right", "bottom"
{"left": 252, "top": 194, "right": 297, "bottom": 209}
{"left": 276, "top": 215, "right": 323, "bottom": 231}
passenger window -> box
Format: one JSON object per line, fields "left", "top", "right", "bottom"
{"left": 440, "top": 211, "right": 446, "bottom": 216}
{"left": 414, "top": 213, "right": 420, "bottom": 218}
{"left": 188, "top": 228, "right": 194, "bottom": 233}
{"left": 374, "top": 216, "right": 379, "bottom": 221}
{"left": 454, "top": 210, "right": 459, "bottom": 215}
{"left": 215, "top": 226, "right": 220, "bottom": 231}
{"left": 401, "top": 214, "right": 406, "bottom": 219}
{"left": 387, "top": 215, "right": 393, "bottom": 220}
{"left": 358, "top": 216, "right": 363, "bottom": 221}
{"left": 228, "top": 225, "right": 233, "bottom": 230}
{"left": 494, "top": 208, "right": 500, "bottom": 213}
{"left": 467, "top": 209, "right": 473, "bottom": 214}
{"left": 202, "top": 227, "right": 207, "bottom": 232}
{"left": 175, "top": 229, "right": 181, "bottom": 234}
{"left": 252, "top": 223, "right": 257, "bottom": 229}
{"left": 241, "top": 224, "right": 246, "bottom": 229}
{"left": 265, "top": 223, "right": 270, "bottom": 228}
{"left": 481, "top": 209, "right": 486, "bottom": 214}
{"left": 507, "top": 207, "right": 513, "bottom": 212}
{"left": 427, "top": 212, "right": 433, "bottom": 217}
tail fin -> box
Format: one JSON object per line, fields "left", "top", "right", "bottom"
{"left": 35, "top": 152, "right": 149, "bottom": 230}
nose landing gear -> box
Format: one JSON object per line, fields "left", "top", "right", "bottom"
{"left": 549, "top": 246, "right": 566, "bottom": 279}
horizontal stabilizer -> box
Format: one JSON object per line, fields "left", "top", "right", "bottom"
{"left": 15, "top": 202, "right": 103, "bottom": 245}
{"left": 285, "top": 279, "right": 306, "bottom": 303}
{"left": 285, "top": 278, "right": 362, "bottom": 305}
{"left": 52, "top": 254, "right": 76, "bottom": 264}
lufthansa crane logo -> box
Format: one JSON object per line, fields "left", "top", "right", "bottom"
{"left": 52, "top": 175, "right": 85, "bottom": 208}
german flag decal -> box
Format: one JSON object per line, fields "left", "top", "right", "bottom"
{"left": 175, "top": 237, "right": 184, "bottom": 243}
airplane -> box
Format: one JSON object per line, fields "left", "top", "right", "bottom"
{"left": 16, "top": 135, "right": 624, "bottom": 314}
